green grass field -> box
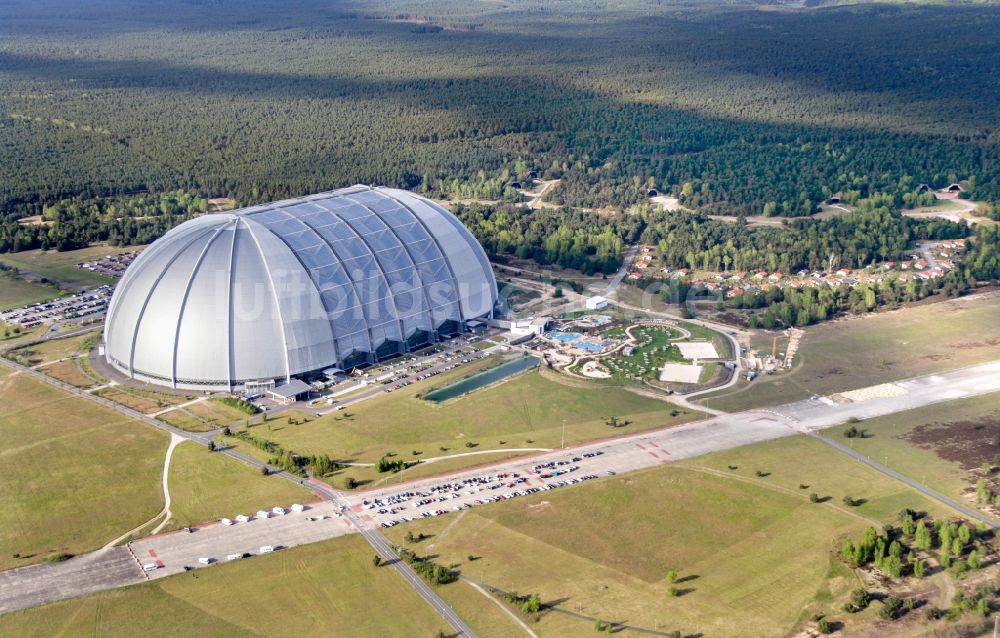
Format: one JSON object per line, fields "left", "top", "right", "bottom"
{"left": 824, "top": 392, "right": 1000, "bottom": 507}
{"left": 221, "top": 366, "right": 697, "bottom": 487}
{"left": 95, "top": 385, "right": 192, "bottom": 414}
{"left": 156, "top": 409, "right": 216, "bottom": 432}
{"left": 686, "top": 435, "right": 953, "bottom": 523}
{"left": 700, "top": 293, "right": 1000, "bottom": 412}
{"left": 186, "top": 398, "right": 254, "bottom": 426}
{"left": 165, "top": 441, "right": 314, "bottom": 530}
{"left": 6, "top": 328, "right": 100, "bottom": 366}
{"left": 0, "top": 372, "right": 167, "bottom": 570}
{"left": 37, "top": 358, "right": 97, "bottom": 388}
{"left": 0, "top": 535, "right": 452, "bottom": 638}
{"left": 382, "top": 433, "right": 954, "bottom": 637}
{"left": 0, "top": 245, "right": 140, "bottom": 289}
{"left": 0, "top": 324, "right": 44, "bottom": 347}
{"left": 0, "top": 271, "right": 63, "bottom": 311}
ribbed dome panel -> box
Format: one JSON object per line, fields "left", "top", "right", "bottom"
{"left": 104, "top": 185, "right": 497, "bottom": 390}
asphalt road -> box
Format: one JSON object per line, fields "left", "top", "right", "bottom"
{"left": 0, "top": 352, "right": 479, "bottom": 636}
{"left": 808, "top": 432, "right": 999, "bottom": 530}
{"left": 4, "top": 307, "right": 1000, "bottom": 630}
{"left": 6, "top": 359, "right": 1000, "bottom": 619}
{"left": 0, "top": 547, "right": 142, "bottom": 615}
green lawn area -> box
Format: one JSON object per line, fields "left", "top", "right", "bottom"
{"left": 164, "top": 441, "right": 314, "bottom": 530}
{"left": 6, "top": 328, "right": 100, "bottom": 366}
{"left": 186, "top": 397, "right": 254, "bottom": 426}
{"left": 686, "top": 435, "right": 954, "bottom": 523}
{"left": 221, "top": 366, "right": 698, "bottom": 487}
{"left": 383, "top": 433, "right": 955, "bottom": 637}
{"left": 95, "top": 386, "right": 192, "bottom": 414}
{"left": 0, "top": 535, "right": 452, "bottom": 638}
{"left": 37, "top": 358, "right": 97, "bottom": 388}
{"left": 157, "top": 409, "right": 216, "bottom": 432}
{"left": 0, "top": 244, "right": 140, "bottom": 289}
{"left": 385, "top": 467, "right": 860, "bottom": 637}
{"left": 0, "top": 324, "right": 45, "bottom": 347}
{"left": 824, "top": 392, "right": 1000, "bottom": 508}
{"left": 0, "top": 373, "right": 167, "bottom": 570}
{"left": 0, "top": 271, "right": 63, "bottom": 310}
{"left": 699, "top": 293, "right": 1000, "bottom": 412}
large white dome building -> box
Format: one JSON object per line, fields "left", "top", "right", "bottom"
{"left": 103, "top": 185, "right": 497, "bottom": 391}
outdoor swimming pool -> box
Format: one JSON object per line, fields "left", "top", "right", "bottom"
{"left": 422, "top": 356, "right": 539, "bottom": 402}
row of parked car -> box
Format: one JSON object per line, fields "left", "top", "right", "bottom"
{"left": 379, "top": 474, "right": 602, "bottom": 528}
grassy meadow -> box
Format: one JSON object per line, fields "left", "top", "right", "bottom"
{"left": 219, "top": 365, "right": 698, "bottom": 487}
{"left": 165, "top": 441, "right": 313, "bottom": 530}
{"left": 0, "top": 372, "right": 167, "bottom": 570}
{"left": 0, "top": 535, "right": 452, "bottom": 638}
{"left": 700, "top": 294, "right": 1000, "bottom": 412}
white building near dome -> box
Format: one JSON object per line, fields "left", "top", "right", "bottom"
{"left": 103, "top": 185, "right": 498, "bottom": 390}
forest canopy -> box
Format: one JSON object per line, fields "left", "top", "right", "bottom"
{"left": 1, "top": 0, "right": 998, "bottom": 229}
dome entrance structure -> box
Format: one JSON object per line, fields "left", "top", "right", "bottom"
{"left": 103, "top": 185, "right": 498, "bottom": 391}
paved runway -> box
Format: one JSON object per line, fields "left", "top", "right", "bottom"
{"left": 3, "top": 360, "right": 1000, "bottom": 615}
{"left": 0, "top": 547, "right": 142, "bottom": 615}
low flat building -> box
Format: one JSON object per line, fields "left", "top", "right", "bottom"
{"left": 585, "top": 296, "right": 609, "bottom": 310}
{"left": 266, "top": 379, "right": 312, "bottom": 405}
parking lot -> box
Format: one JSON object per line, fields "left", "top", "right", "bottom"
{"left": 132, "top": 501, "right": 352, "bottom": 579}
{"left": 0, "top": 285, "right": 113, "bottom": 329}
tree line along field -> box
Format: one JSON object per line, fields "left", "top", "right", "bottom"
{"left": 825, "top": 392, "right": 1000, "bottom": 515}
{"left": 378, "top": 434, "right": 962, "bottom": 637}
{"left": 215, "top": 363, "right": 697, "bottom": 488}
{"left": 0, "top": 268, "right": 64, "bottom": 311}
{"left": 0, "top": 431, "right": 973, "bottom": 638}
{"left": 164, "top": 441, "right": 313, "bottom": 532}
{"left": 0, "top": 245, "right": 133, "bottom": 289}
{"left": 1, "top": 0, "right": 999, "bottom": 238}
{"left": 698, "top": 292, "right": 1000, "bottom": 412}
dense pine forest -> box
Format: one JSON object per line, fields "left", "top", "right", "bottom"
{"left": 1, "top": 0, "right": 999, "bottom": 237}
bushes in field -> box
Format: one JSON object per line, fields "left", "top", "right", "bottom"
{"left": 216, "top": 397, "right": 260, "bottom": 415}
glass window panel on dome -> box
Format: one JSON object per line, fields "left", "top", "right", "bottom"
{"left": 295, "top": 208, "right": 338, "bottom": 231}
{"left": 319, "top": 282, "right": 362, "bottom": 319}
{"left": 389, "top": 220, "right": 429, "bottom": 248}
{"left": 369, "top": 320, "right": 402, "bottom": 347}
{"left": 372, "top": 247, "right": 411, "bottom": 279}
{"left": 407, "top": 239, "right": 444, "bottom": 266}
{"left": 336, "top": 333, "right": 368, "bottom": 360}
{"left": 331, "top": 314, "right": 370, "bottom": 347}
{"left": 390, "top": 278, "right": 428, "bottom": 315}
{"left": 338, "top": 254, "right": 379, "bottom": 282}
{"left": 368, "top": 301, "right": 401, "bottom": 339}
{"left": 341, "top": 210, "right": 390, "bottom": 237}
{"left": 295, "top": 246, "right": 336, "bottom": 274}
{"left": 326, "top": 231, "right": 372, "bottom": 260}
{"left": 357, "top": 227, "right": 398, "bottom": 254}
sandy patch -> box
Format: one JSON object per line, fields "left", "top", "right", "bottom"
{"left": 676, "top": 341, "right": 720, "bottom": 360}
{"left": 837, "top": 383, "right": 909, "bottom": 403}
{"left": 659, "top": 363, "right": 703, "bottom": 383}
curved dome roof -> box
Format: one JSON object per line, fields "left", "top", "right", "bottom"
{"left": 104, "top": 185, "right": 497, "bottom": 390}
